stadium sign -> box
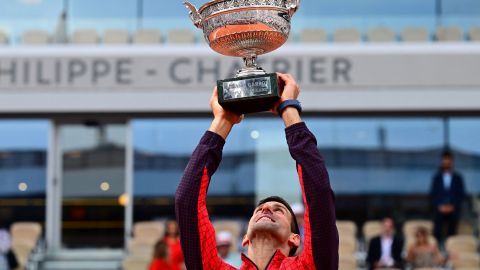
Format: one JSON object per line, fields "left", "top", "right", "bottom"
{"left": 0, "top": 44, "right": 479, "bottom": 113}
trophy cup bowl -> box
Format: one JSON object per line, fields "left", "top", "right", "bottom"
{"left": 184, "top": 0, "right": 300, "bottom": 114}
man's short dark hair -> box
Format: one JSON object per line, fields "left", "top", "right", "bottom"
{"left": 442, "top": 149, "right": 453, "bottom": 159}
{"left": 257, "top": 196, "right": 300, "bottom": 256}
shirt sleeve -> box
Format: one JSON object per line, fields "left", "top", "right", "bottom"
{"left": 175, "top": 131, "right": 237, "bottom": 270}
{"left": 284, "top": 122, "right": 339, "bottom": 270}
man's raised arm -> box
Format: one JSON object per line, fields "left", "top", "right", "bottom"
{"left": 175, "top": 89, "right": 242, "bottom": 270}
{"left": 277, "top": 74, "right": 339, "bottom": 270}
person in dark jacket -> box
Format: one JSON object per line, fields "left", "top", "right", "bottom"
{"left": 366, "top": 217, "right": 404, "bottom": 270}
{"left": 430, "top": 150, "right": 465, "bottom": 243}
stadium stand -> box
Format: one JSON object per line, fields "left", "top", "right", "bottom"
{"left": 367, "top": 27, "right": 396, "bottom": 42}
{"left": 10, "top": 222, "right": 42, "bottom": 269}
{"left": 72, "top": 29, "right": 98, "bottom": 44}
{"left": 167, "top": 29, "right": 196, "bottom": 44}
{"left": 469, "top": 26, "right": 480, "bottom": 41}
{"left": 22, "top": 30, "right": 50, "bottom": 44}
{"left": 337, "top": 220, "right": 357, "bottom": 238}
{"left": 299, "top": 28, "right": 327, "bottom": 43}
{"left": 436, "top": 26, "right": 464, "bottom": 42}
{"left": 362, "top": 220, "right": 382, "bottom": 247}
{"left": 449, "top": 253, "right": 480, "bottom": 269}
{"left": 122, "top": 256, "right": 150, "bottom": 270}
{"left": 339, "top": 255, "right": 357, "bottom": 270}
{"left": 133, "top": 29, "right": 162, "bottom": 44}
{"left": 401, "top": 27, "right": 430, "bottom": 42}
{"left": 333, "top": 28, "right": 362, "bottom": 43}
{"left": 0, "top": 30, "right": 8, "bottom": 45}
{"left": 132, "top": 221, "right": 165, "bottom": 245}
{"left": 445, "top": 235, "right": 478, "bottom": 255}
{"left": 4, "top": 25, "right": 480, "bottom": 45}
{"left": 122, "top": 221, "right": 165, "bottom": 269}
{"left": 103, "top": 29, "right": 130, "bottom": 44}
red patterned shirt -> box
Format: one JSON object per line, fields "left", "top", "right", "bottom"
{"left": 176, "top": 122, "right": 339, "bottom": 269}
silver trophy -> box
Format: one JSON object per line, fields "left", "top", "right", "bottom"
{"left": 184, "top": 0, "right": 300, "bottom": 114}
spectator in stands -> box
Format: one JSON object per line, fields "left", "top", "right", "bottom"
{"left": 430, "top": 150, "right": 465, "bottom": 243}
{"left": 406, "top": 226, "right": 445, "bottom": 269}
{"left": 291, "top": 202, "right": 305, "bottom": 254}
{"left": 164, "top": 220, "right": 184, "bottom": 270}
{"left": 216, "top": 230, "right": 242, "bottom": 268}
{"left": 149, "top": 239, "right": 172, "bottom": 270}
{"left": 0, "top": 221, "right": 18, "bottom": 270}
{"left": 366, "top": 217, "right": 404, "bottom": 270}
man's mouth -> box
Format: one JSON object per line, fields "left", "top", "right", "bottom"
{"left": 256, "top": 215, "right": 275, "bottom": 222}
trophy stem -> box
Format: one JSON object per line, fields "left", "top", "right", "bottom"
{"left": 244, "top": 56, "right": 258, "bottom": 68}
{"left": 235, "top": 56, "right": 266, "bottom": 78}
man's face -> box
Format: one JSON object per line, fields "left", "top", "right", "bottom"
{"left": 441, "top": 156, "right": 453, "bottom": 171}
{"left": 217, "top": 244, "right": 230, "bottom": 258}
{"left": 246, "top": 201, "right": 293, "bottom": 242}
{"left": 382, "top": 218, "right": 394, "bottom": 236}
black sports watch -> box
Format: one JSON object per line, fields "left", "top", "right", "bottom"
{"left": 277, "top": 99, "right": 302, "bottom": 115}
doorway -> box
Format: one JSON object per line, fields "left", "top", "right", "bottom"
{"left": 47, "top": 119, "right": 133, "bottom": 251}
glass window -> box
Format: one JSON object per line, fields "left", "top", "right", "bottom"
{"left": 294, "top": 0, "right": 437, "bottom": 33}
{"left": 449, "top": 118, "right": 480, "bottom": 194}
{"left": 441, "top": 0, "right": 480, "bottom": 29}
{"left": 141, "top": 0, "right": 199, "bottom": 31}
{"left": 68, "top": 0, "right": 137, "bottom": 32}
{"left": 0, "top": 0, "right": 63, "bottom": 44}
{"left": 132, "top": 118, "right": 256, "bottom": 221}
{"left": 0, "top": 120, "right": 49, "bottom": 228}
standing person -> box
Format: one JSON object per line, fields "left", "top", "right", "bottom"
{"left": 175, "top": 73, "right": 339, "bottom": 269}
{"left": 430, "top": 150, "right": 465, "bottom": 243}
{"left": 366, "top": 217, "right": 404, "bottom": 270}
{"left": 163, "top": 220, "right": 184, "bottom": 270}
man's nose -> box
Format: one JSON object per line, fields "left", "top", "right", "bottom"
{"left": 260, "top": 204, "right": 273, "bottom": 213}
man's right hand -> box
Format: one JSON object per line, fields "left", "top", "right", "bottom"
{"left": 208, "top": 87, "right": 243, "bottom": 140}
{"left": 272, "top": 73, "right": 302, "bottom": 127}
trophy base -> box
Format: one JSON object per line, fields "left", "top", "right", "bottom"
{"left": 217, "top": 73, "right": 280, "bottom": 114}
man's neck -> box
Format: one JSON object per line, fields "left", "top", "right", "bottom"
{"left": 247, "top": 235, "right": 288, "bottom": 270}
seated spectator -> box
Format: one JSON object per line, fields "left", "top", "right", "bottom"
{"left": 406, "top": 226, "right": 445, "bottom": 269}
{"left": 216, "top": 230, "right": 241, "bottom": 268}
{"left": 149, "top": 240, "right": 172, "bottom": 270}
{"left": 164, "top": 220, "right": 184, "bottom": 270}
{"left": 0, "top": 221, "right": 18, "bottom": 270}
{"left": 366, "top": 217, "right": 404, "bottom": 269}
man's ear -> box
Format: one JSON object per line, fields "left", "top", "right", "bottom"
{"left": 242, "top": 234, "right": 249, "bottom": 247}
{"left": 288, "top": 233, "right": 300, "bottom": 249}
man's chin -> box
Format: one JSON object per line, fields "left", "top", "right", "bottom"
{"left": 251, "top": 222, "right": 280, "bottom": 234}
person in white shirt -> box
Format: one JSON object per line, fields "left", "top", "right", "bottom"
{"left": 366, "top": 217, "right": 404, "bottom": 270}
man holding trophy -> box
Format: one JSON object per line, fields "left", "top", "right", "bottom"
{"left": 176, "top": 0, "right": 338, "bottom": 269}
{"left": 175, "top": 74, "right": 339, "bottom": 270}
